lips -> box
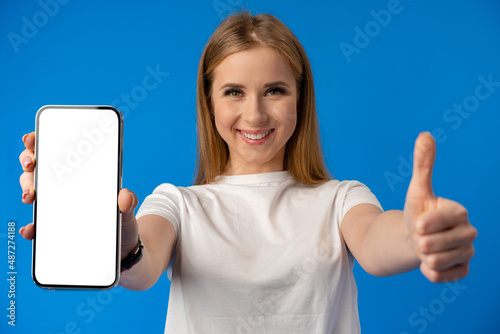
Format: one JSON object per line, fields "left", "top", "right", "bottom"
{"left": 236, "top": 129, "right": 275, "bottom": 145}
{"left": 239, "top": 129, "right": 273, "bottom": 140}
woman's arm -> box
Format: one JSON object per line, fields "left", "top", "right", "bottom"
{"left": 341, "top": 206, "right": 419, "bottom": 277}
{"left": 341, "top": 133, "right": 477, "bottom": 282}
{"left": 118, "top": 214, "right": 176, "bottom": 291}
{"left": 106, "top": 189, "right": 176, "bottom": 291}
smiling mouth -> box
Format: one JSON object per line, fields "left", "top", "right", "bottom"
{"left": 238, "top": 129, "right": 274, "bottom": 140}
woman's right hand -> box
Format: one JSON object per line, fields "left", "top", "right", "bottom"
{"left": 18, "top": 132, "right": 140, "bottom": 259}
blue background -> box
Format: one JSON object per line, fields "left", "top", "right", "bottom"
{"left": 1, "top": 0, "right": 499, "bottom": 333}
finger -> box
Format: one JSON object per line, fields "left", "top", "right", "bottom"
{"left": 418, "top": 222, "right": 477, "bottom": 254}
{"left": 421, "top": 245, "right": 475, "bottom": 271}
{"left": 420, "top": 262, "right": 470, "bottom": 283}
{"left": 414, "top": 198, "right": 469, "bottom": 235}
{"left": 118, "top": 189, "right": 140, "bottom": 257}
{"left": 19, "top": 223, "right": 35, "bottom": 241}
{"left": 23, "top": 132, "right": 36, "bottom": 152}
{"left": 407, "top": 132, "right": 436, "bottom": 202}
{"left": 19, "top": 172, "right": 35, "bottom": 204}
{"left": 118, "top": 188, "right": 139, "bottom": 231}
{"left": 19, "top": 148, "right": 36, "bottom": 173}
{"left": 118, "top": 188, "right": 138, "bottom": 216}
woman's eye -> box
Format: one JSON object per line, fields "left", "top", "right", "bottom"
{"left": 224, "top": 89, "right": 242, "bottom": 97}
{"left": 266, "top": 87, "right": 285, "bottom": 96}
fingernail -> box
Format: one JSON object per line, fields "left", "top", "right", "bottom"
{"left": 22, "top": 189, "right": 30, "bottom": 200}
{"left": 23, "top": 156, "right": 32, "bottom": 169}
{"left": 19, "top": 227, "right": 25, "bottom": 235}
{"left": 22, "top": 134, "right": 28, "bottom": 143}
{"left": 130, "top": 192, "right": 135, "bottom": 206}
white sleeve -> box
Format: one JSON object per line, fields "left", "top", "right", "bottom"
{"left": 136, "top": 183, "right": 183, "bottom": 238}
{"left": 341, "top": 181, "right": 383, "bottom": 223}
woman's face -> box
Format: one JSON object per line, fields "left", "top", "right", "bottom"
{"left": 211, "top": 46, "right": 298, "bottom": 175}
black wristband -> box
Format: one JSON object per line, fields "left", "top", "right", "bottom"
{"left": 120, "top": 235, "right": 143, "bottom": 272}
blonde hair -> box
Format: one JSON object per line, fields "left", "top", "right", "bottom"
{"left": 195, "top": 12, "right": 331, "bottom": 185}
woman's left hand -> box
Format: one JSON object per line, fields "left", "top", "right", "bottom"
{"left": 404, "top": 132, "right": 478, "bottom": 283}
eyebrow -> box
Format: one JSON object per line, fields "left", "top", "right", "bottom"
{"left": 219, "top": 81, "right": 291, "bottom": 91}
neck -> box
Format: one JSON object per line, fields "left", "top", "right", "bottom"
{"left": 223, "top": 159, "right": 284, "bottom": 176}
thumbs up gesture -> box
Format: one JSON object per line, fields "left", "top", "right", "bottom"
{"left": 404, "top": 132, "right": 477, "bottom": 283}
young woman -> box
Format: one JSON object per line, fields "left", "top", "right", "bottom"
{"left": 19, "top": 12, "right": 477, "bottom": 333}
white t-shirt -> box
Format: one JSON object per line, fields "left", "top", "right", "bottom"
{"left": 136, "top": 171, "right": 382, "bottom": 334}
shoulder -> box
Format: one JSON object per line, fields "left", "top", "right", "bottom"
{"left": 314, "top": 179, "right": 376, "bottom": 193}
{"left": 309, "top": 179, "right": 382, "bottom": 209}
{"left": 271, "top": 179, "right": 369, "bottom": 205}
{"left": 147, "top": 182, "right": 212, "bottom": 204}
{"left": 137, "top": 183, "right": 210, "bottom": 223}
{"left": 301, "top": 179, "right": 368, "bottom": 194}
{"left": 150, "top": 182, "right": 208, "bottom": 194}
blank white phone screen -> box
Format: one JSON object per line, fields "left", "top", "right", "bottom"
{"left": 33, "top": 106, "right": 122, "bottom": 288}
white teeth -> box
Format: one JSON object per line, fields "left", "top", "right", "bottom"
{"left": 241, "top": 130, "right": 271, "bottom": 140}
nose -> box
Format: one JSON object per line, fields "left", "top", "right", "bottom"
{"left": 242, "top": 95, "right": 268, "bottom": 125}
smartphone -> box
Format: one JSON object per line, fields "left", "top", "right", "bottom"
{"left": 33, "top": 105, "right": 123, "bottom": 289}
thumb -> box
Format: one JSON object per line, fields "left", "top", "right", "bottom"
{"left": 118, "top": 188, "right": 138, "bottom": 227}
{"left": 407, "top": 132, "right": 436, "bottom": 202}
{"left": 118, "top": 188, "right": 140, "bottom": 257}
